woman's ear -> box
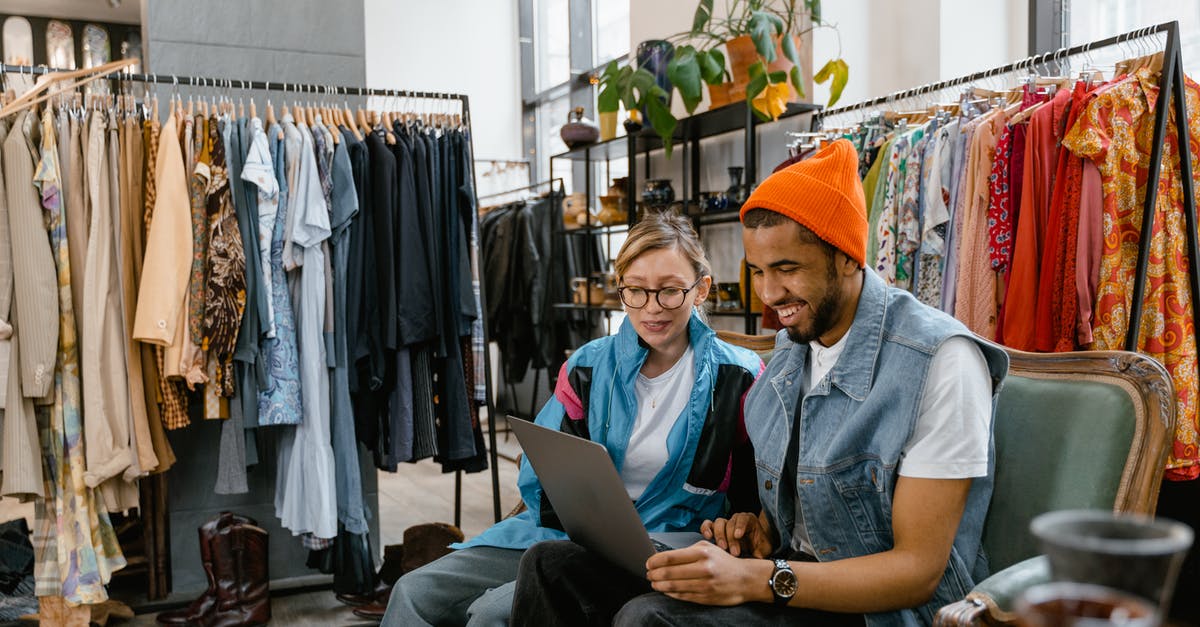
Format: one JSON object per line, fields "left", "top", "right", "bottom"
{"left": 694, "top": 275, "right": 713, "bottom": 305}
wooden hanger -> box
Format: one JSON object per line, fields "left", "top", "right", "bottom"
{"left": 0, "top": 58, "right": 136, "bottom": 119}
{"left": 249, "top": 97, "right": 257, "bottom": 120}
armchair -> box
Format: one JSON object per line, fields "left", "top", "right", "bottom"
{"left": 935, "top": 348, "right": 1176, "bottom": 626}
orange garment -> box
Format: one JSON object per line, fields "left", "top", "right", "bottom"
{"left": 1001, "top": 88, "right": 1073, "bottom": 350}
{"left": 1063, "top": 68, "right": 1199, "bottom": 480}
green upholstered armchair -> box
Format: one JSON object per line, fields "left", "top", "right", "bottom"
{"left": 934, "top": 347, "right": 1176, "bottom": 626}
{"left": 716, "top": 332, "right": 1176, "bottom": 626}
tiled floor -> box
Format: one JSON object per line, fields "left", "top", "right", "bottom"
{"left": 0, "top": 419, "right": 523, "bottom": 626}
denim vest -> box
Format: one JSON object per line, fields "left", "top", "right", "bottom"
{"left": 744, "top": 269, "right": 1008, "bottom": 626}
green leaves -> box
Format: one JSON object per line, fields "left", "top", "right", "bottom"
{"left": 644, "top": 93, "right": 677, "bottom": 158}
{"left": 699, "top": 48, "right": 727, "bottom": 84}
{"left": 747, "top": 11, "right": 784, "bottom": 62}
{"left": 691, "top": 0, "right": 714, "bottom": 35}
{"left": 814, "top": 58, "right": 849, "bottom": 107}
{"left": 667, "top": 45, "right": 704, "bottom": 114}
{"left": 597, "top": 60, "right": 621, "bottom": 113}
{"left": 805, "top": 0, "right": 822, "bottom": 25}
{"left": 746, "top": 61, "right": 769, "bottom": 121}
{"left": 789, "top": 66, "right": 805, "bottom": 99}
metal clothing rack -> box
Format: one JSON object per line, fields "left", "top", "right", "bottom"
{"left": 477, "top": 178, "right": 566, "bottom": 424}
{"left": 478, "top": 177, "right": 565, "bottom": 206}
{"left": 814, "top": 20, "right": 1199, "bottom": 361}
{"left": 0, "top": 63, "right": 505, "bottom": 525}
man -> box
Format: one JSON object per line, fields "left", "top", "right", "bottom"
{"left": 510, "top": 139, "right": 1009, "bottom": 626}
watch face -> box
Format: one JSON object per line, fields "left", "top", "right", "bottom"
{"left": 771, "top": 564, "right": 798, "bottom": 598}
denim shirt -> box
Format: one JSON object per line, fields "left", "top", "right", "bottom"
{"left": 744, "top": 269, "right": 1008, "bottom": 626}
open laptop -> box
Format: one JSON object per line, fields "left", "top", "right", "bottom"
{"left": 506, "top": 416, "right": 705, "bottom": 577}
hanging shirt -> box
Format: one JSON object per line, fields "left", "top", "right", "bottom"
{"left": 1063, "top": 68, "right": 1200, "bottom": 481}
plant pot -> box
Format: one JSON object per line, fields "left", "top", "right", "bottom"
{"left": 726, "top": 34, "right": 811, "bottom": 105}
{"left": 766, "top": 35, "right": 804, "bottom": 103}
{"left": 707, "top": 82, "right": 735, "bottom": 109}
{"left": 598, "top": 111, "right": 618, "bottom": 141}
{"left": 725, "top": 35, "right": 757, "bottom": 102}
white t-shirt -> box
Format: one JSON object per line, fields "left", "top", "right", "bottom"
{"left": 791, "top": 335, "right": 992, "bottom": 553}
{"left": 622, "top": 346, "right": 695, "bottom": 500}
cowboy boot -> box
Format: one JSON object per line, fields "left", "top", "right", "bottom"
{"left": 157, "top": 512, "right": 258, "bottom": 626}
{"left": 208, "top": 521, "right": 271, "bottom": 627}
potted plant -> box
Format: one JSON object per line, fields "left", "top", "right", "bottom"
{"left": 596, "top": 59, "right": 677, "bottom": 155}
{"left": 668, "top": 0, "right": 849, "bottom": 121}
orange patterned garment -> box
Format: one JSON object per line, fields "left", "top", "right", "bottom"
{"left": 1063, "top": 68, "right": 1199, "bottom": 481}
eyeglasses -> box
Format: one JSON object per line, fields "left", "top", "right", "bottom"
{"left": 618, "top": 277, "right": 704, "bottom": 310}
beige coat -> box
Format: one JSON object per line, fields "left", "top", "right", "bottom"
{"left": 4, "top": 110, "right": 58, "bottom": 402}
{"left": 0, "top": 116, "right": 42, "bottom": 500}
{"left": 133, "top": 110, "right": 193, "bottom": 353}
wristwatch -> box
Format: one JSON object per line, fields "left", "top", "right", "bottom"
{"left": 767, "top": 558, "right": 797, "bottom": 606}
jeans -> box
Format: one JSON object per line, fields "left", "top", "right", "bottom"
{"left": 511, "top": 540, "right": 865, "bottom": 626}
{"left": 382, "top": 546, "right": 522, "bottom": 627}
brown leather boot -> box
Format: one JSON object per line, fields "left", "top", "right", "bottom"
{"left": 157, "top": 513, "right": 258, "bottom": 626}
{"left": 208, "top": 521, "right": 271, "bottom": 627}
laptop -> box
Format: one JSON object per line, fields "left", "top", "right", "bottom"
{"left": 506, "top": 416, "right": 705, "bottom": 577}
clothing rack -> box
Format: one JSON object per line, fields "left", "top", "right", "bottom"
{"left": 478, "top": 177, "right": 565, "bottom": 205}
{"left": 0, "top": 62, "right": 505, "bottom": 528}
{"left": 813, "top": 22, "right": 1174, "bottom": 124}
{"left": 815, "top": 20, "right": 1199, "bottom": 363}
{"left": 478, "top": 178, "right": 566, "bottom": 425}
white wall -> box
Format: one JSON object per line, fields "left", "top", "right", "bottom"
{"left": 632, "top": 0, "right": 1028, "bottom": 113}
{"left": 363, "top": 0, "right": 523, "bottom": 163}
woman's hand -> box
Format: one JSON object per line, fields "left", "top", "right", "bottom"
{"left": 699, "top": 511, "right": 775, "bottom": 558}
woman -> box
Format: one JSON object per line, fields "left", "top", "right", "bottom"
{"left": 383, "top": 211, "right": 763, "bottom": 626}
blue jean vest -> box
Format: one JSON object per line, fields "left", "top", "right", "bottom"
{"left": 744, "top": 269, "right": 1009, "bottom": 626}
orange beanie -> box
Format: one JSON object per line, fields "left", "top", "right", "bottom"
{"left": 740, "top": 139, "right": 867, "bottom": 266}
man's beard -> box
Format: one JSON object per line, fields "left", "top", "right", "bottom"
{"left": 784, "top": 282, "right": 843, "bottom": 345}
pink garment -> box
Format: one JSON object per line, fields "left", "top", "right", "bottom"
{"left": 953, "top": 110, "right": 1006, "bottom": 338}
{"left": 1075, "top": 159, "right": 1104, "bottom": 346}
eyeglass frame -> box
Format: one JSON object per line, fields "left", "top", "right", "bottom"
{"left": 617, "top": 276, "right": 706, "bottom": 310}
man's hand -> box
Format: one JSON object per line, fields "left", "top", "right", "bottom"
{"left": 700, "top": 511, "right": 774, "bottom": 558}
{"left": 644, "top": 541, "right": 773, "bottom": 606}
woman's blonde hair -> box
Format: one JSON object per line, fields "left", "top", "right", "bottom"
{"left": 614, "top": 211, "right": 712, "bottom": 282}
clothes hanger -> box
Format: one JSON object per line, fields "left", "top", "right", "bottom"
{"left": 0, "top": 57, "right": 136, "bottom": 119}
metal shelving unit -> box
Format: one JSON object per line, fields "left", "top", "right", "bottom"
{"left": 550, "top": 99, "right": 822, "bottom": 335}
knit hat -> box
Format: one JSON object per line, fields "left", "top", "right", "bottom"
{"left": 740, "top": 139, "right": 868, "bottom": 266}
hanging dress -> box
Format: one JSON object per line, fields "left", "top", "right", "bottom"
{"left": 256, "top": 120, "right": 301, "bottom": 426}
{"left": 31, "top": 108, "right": 126, "bottom": 604}
{"left": 274, "top": 116, "right": 336, "bottom": 540}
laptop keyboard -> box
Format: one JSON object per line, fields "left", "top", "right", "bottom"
{"left": 651, "top": 539, "right": 673, "bottom": 553}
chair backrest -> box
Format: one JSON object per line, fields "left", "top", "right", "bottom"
{"left": 982, "top": 348, "right": 1176, "bottom": 573}
{"left": 716, "top": 330, "right": 778, "bottom": 363}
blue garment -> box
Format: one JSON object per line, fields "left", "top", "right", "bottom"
{"left": 328, "top": 134, "right": 368, "bottom": 534}
{"left": 256, "top": 123, "right": 302, "bottom": 426}
{"left": 458, "top": 311, "right": 763, "bottom": 551}
{"left": 743, "top": 269, "right": 1008, "bottom": 627}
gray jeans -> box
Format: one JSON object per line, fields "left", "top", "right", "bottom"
{"left": 383, "top": 546, "right": 523, "bottom": 627}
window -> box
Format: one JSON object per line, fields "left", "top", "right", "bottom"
{"left": 537, "top": 94, "right": 573, "bottom": 190}
{"left": 535, "top": 0, "right": 571, "bottom": 92}
{"left": 525, "top": 0, "right": 631, "bottom": 184}
{"left": 1068, "top": 0, "right": 1200, "bottom": 70}
{"left": 593, "top": 0, "right": 630, "bottom": 66}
